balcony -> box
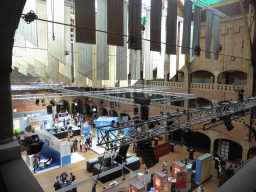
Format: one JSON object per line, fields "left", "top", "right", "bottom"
{"left": 189, "top": 83, "right": 214, "bottom": 90}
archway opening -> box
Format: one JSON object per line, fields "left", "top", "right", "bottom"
{"left": 72, "top": 99, "right": 83, "bottom": 114}
{"left": 109, "top": 110, "right": 118, "bottom": 117}
{"left": 189, "top": 97, "right": 212, "bottom": 108}
{"left": 120, "top": 113, "right": 131, "bottom": 121}
{"left": 217, "top": 70, "right": 247, "bottom": 85}
{"left": 100, "top": 108, "right": 108, "bottom": 116}
{"left": 187, "top": 132, "right": 211, "bottom": 153}
{"left": 214, "top": 139, "right": 243, "bottom": 162}
{"left": 190, "top": 70, "right": 215, "bottom": 84}
{"left": 84, "top": 104, "right": 91, "bottom": 116}
{"left": 57, "top": 100, "right": 70, "bottom": 114}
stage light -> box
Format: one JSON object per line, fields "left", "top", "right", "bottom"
{"left": 23, "top": 114, "right": 28, "bottom": 120}
{"left": 41, "top": 99, "right": 46, "bottom": 106}
{"left": 35, "top": 99, "right": 39, "bottom": 106}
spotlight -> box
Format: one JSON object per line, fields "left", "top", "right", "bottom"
{"left": 41, "top": 99, "right": 46, "bottom": 106}
{"left": 74, "top": 102, "right": 78, "bottom": 106}
{"left": 50, "top": 99, "right": 58, "bottom": 106}
{"left": 23, "top": 114, "right": 28, "bottom": 120}
{"left": 35, "top": 99, "right": 39, "bottom": 106}
{"left": 13, "top": 107, "right": 17, "bottom": 113}
{"left": 65, "top": 51, "right": 69, "bottom": 55}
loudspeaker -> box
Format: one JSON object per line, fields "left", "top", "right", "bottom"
{"left": 141, "top": 106, "right": 149, "bottom": 120}
{"left": 47, "top": 105, "right": 53, "bottom": 114}
{"left": 35, "top": 99, "right": 39, "bottom": 106}
{"left": 139, "top": 139, "right": 158, "bottom": 169}
{"left": 50, "top": 99, "right": 58, "bottom": 106}
{"left": 134, "top": 107, "right": 138, "bottom": 114}
{"left": 223, "top": 118, "right": 234, "bottom": 131}
{"left": 114, "top": 144, "right": 129, "bottom": 164}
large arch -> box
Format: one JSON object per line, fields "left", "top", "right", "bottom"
{"left": 109, "top": 110, "right": 118, "bottom": 117}
{"left": 214, "top": 139, "right": 243, "bottom": 161}
{"left": 120, "top": 113, "right": 131, "bottom": 121}
{"left": 57, "top": 100, "right": 70, "bottom": 114}
{"left": 72, "top": 99, "right": 83, "bottom": 114}
{"left": 217, "top": 70, "right": 247, "bottom": 85}
{"left": 190, "top": 70, "right": 215, "bottom": 84}
{"left": 189, "top": 97, "right": 212, "bottom": 108}
{"left": 84, "top": 104, "right": 91, "bottom": 116}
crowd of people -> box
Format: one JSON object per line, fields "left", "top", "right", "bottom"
{"left": 54, "top": 171, "right": 77, "bottom": 192}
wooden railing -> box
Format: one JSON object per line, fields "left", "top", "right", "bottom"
{"left": 189, "top": 83, "right": 214, "bottom": 90}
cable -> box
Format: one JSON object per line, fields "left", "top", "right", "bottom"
{"left": 20, "top": 11, "right": 251, "bottom": 62}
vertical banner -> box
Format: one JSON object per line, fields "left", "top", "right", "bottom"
{"left": 47, "top": 0, "right": 65, "bottom": 64}
{"left": 131, "top": 50, "right": 140, "bottom": 80}
{"left": 157, "top": 16, "right": 166, "bottom": 79}
{"left": 214, "top": 15, "right": 220, "bottom": 61}
{"left": 181, "top": 0, "right": 192, "bottom": 55}
{"left": 179, "top": 21, "right": 185, "bottom": 70}
{"left": 47, "top": 54, "right": 59, "bottom": 83}
{"left": 107, "top": 0, "right": 124, "bottom": 46}
{"left": 128, "top": 0, "right": 142, "bottom": 50}
{"left": 75, "top": 0, "right": 96, "bottom": 44}
{"left": 35, "top": 59, "right": 46, "bottom": 78}
{"left": 13, "top": 33, "right": 26, "bottom": 57}
{"left": 150, "top": 0, "right": 162, "bottom": 52}
{"left": 78, "top": 43, "right": 92, "bottom": 80}
{"left": 19, "top": 0, "right": 38, "bottom": 46}
{"left": 166, "top": 0, "right": 177, "bottom": 55}
{"left": 192, "top": 6, "right": 202, "bottom": 57}
{"left": 97, "top": 0, "right": 109, "bottom": 80}
{"left": 59, "top": 6, "right": 72, "bottom": 79}
{"left": 34, "top": 0, "right": 48, "bottom": 65}
{"left": 116, "top": 2, "right": 128, "bottom": 80}
{"left": 144, "top": 10, "right": 153, "bottom": 80}
{"left": 205, "top": 10, "right": 213, "bottom": 59}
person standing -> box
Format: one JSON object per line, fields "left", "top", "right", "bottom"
{"left": 53, "top": 180, "right": 62, "bottom": 191}
{"left": 146, "top": 171, "right": 151, "bottom": 191}
{"left": 60, "top": 171, "right": 68, "bottom": 182}
{"left": 69, "top": 172, "right": 75, "bottom": 183}
{"left": 84, "top": 142, "right": 88, "bottom": 152}
{"left": 184, "top": 156, "right": 189, "bottom": 165}
{"left": 71, "top": 176, "right": 77, "bottom": 192}
{"left": 217, "top": 164, "right": 221, "bottom": 179}
{"left": 79, "top": 140, "right": 83, "bottom": 152}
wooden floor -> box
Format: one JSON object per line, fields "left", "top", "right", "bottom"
{"left": 34, "top": 126, "right": 224, "bottom": 192}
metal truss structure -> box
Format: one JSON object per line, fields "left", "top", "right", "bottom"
{"left": 96, "top": 96, "right": 256, "bottom": 150}
{"left": 11, "top": 84, "right": 198, "bottom": 106}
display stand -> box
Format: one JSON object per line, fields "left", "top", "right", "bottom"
{"left": 130, "top": 181, "right": 146, "bottom": 192}
{"left": 153, "top": 170, "right": 167, "bottom": 191}
{"left": 172, "top": 161, "right": 186, "bottom": 179}
{"left": 195, "top": 153, "right": 212, "bottom": 185}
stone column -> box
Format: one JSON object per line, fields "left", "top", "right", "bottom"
{"left": 241, "top": 139, "right": 250, "bottom": 161}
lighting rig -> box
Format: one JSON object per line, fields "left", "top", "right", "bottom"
{"left": 96, "top": 96, "right": 256, "bottom": 150}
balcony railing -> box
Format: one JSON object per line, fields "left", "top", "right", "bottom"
{"left": 217, "top": 84, "right": 246, "bottom": 92}
{"left": 189, "top": 83, "right": 214, "bottom": 90}
{"left": 136, "top": 80, "right": 247, "bottom": 93}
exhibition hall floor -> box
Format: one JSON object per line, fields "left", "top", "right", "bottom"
{"left": 33, "top": 128, "right": 229, "bottom": 192}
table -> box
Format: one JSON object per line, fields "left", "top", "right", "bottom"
{"left": 38, "top": 159, "right": 48, "bottom": 168}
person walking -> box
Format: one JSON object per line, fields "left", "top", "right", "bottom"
{"left": 84, "top": 142, "right": 88, "bottom": 152}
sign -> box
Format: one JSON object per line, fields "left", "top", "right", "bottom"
{"left": 60, "top": 141, "right": 71, "bottom": 157}
{"left": 153, "top": 173, "right": 163, "bottom": 191}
